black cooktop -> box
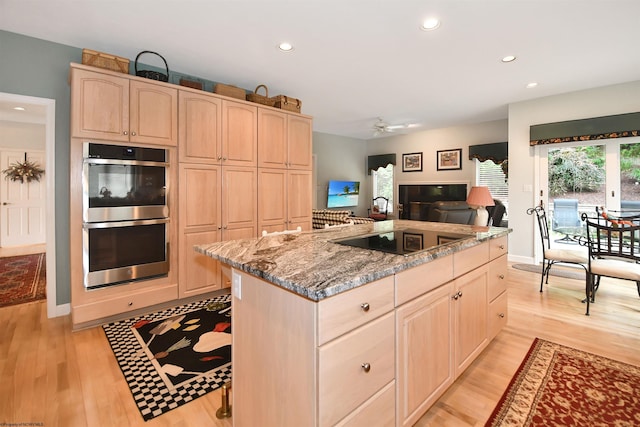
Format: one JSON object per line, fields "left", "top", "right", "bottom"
{"left": 333, "top": 229, "right": 471, "bottom": 256}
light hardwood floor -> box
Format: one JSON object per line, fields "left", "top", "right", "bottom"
{"left": 1, "top": 263, "right": 638, "bottom": 426}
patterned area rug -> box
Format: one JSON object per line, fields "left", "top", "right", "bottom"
{"left": 103, "top": 293, "right": 232, "bottom": 421}
{"left": 0, "top": 253, "right": 46, "bottom": 308}
{"left": 486, "top": 338, "right": 640, "bottom": 426}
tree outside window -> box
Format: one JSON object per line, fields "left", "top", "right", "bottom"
{"left": 372, "top": 164, "right": 394, "bottom": 213}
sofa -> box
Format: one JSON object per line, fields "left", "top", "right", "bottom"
{"left": 427, "top": 201, "right": 477, "bottom": 225}
{"left": 312, "top": 209, "right": 375, "bottom": 229}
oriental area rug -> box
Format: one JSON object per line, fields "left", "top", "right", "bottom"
{"left": 486, "top": 338, "right": 640, "bottom": 426}
{"left": 103, "top": 293, "right": 232, "bottom": 421}
{"left": 0, "top": 253, "right": 46, "bottom": 308}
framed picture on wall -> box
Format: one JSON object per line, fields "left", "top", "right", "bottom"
{"left": 436, "top": 148, "right": 462, "bottom": 171}
{"left": 402, "top": 152, "right": 423, "bottom": 172}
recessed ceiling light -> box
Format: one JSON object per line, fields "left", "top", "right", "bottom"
{"left": 13, "top": 106, "right": 25, "bottom": 111}
{"left": 526, "top": 82, "right": 538, "bottom": 89}
{"left": 501, "top": 55, "right": 516, "bottom": 63}
{"left": 420, "top": 17, "right": 441, "bottom": 31}
{"left": 278, "top": 42, "right": 294, "bottom": 52}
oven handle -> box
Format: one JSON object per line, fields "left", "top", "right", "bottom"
{"left": 84, "top": 158, "right": 168, "bottom": 167}
{"left": 83, "top": 218, "right": 169, "bottom": 229}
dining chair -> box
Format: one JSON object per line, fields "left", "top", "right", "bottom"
{"left": 369, "top": 197, "right": 389, "bottom": 221}
{"left": 582, "top": 213, "right": 640, "bottom": 315}
{"left": 527, "top": 206, "right": 588, "bottom": 292}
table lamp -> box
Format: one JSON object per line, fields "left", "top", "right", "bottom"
{"left": 467, "top": 186, "right": 495, "bottom": 226}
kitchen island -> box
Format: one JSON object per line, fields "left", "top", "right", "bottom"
{"left": 198, "top": 220, "right": 510, "bottom": 427}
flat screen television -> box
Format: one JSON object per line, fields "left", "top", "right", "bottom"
{"left": 327, "top": 180, "right": 360, "bottom": 208}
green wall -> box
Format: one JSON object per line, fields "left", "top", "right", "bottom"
{"left": 0, "top": 30, "right": 80, "bottom": 306}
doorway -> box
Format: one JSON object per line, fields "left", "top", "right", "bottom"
{"left": 535, "top": 137, "right": 640, "bottom": 261}
{"left": 0, "top": 92, "right": 57, "bottom": 318}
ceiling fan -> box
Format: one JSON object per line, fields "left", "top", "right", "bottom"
{"left": 372, "top": 117, "right": 414, "bottom": 136}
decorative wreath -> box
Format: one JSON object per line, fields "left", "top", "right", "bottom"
{"left": 2, "top": 154, "right": 45, "bottom": 183}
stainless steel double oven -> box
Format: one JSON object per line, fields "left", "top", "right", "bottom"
{"left": 82, "top": 142, "right": 170, "bottom": 289}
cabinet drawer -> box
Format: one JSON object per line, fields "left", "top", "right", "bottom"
{"left": 487, "top": 255, "right": 508, "bottom": 302}
{"left": 395, "top": 255, "right": 453, "bottom": 306}
{"left": 335, "top": 380, "right": 395, "bottom": 427}
{"left": 488, "top": 291, "right": 508, "bottom": 340}
{"left": 72, "top": 283, "right": 178, "bottom": 325}
{"left": 453, "top": 241, "right": 489, "bottom": 277}
{"left": 319, "top": 312, "right": 395, "bottom": 427}
{"left": 318, "top": 276, "right": 394, "bottom": 345}
{"left": 489, "top": 236, "right": 508, "bottom": 260}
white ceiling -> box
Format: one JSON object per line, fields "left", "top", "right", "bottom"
{"left": 2, "top": 0, "right": 640, "bottom": 139}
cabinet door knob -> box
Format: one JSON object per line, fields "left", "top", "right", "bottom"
{"left": 128, "top": 302, "right": 133, "bottom": 306}
{"left": 123, "top": 131, "right": 128, "bottom": 135}
{"left": 452, "top": 294, "right": 459, "bottom": 300}
{"left": 361, "top": 363, "right": 371, "bottom": 373}
{"left": 498, "top": 313, "right": 505, "bottom": 318}
{"left": 360, "top": 302, "right": 370, "bottom": 312}
{"left": 131, "top": 131, "right": 137, "bottom": 136}
{"left": 499, "top": 274, "right": 505, "bottom": 280}
{"left": 499, "top": 245, "right": 505, "bottom": 249}
{"left": 218, "top": 156, "right": 222, "bottom": 160}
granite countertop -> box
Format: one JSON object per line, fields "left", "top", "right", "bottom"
{"left": 196, "top": 220, "right": 510, "bottom": 302}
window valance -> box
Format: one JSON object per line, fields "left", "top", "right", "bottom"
{"left": 529, "top": 112, "right": 640, "bottom": 146}
{"left": 367, "top": 153, "right": 396, "bottom": 175}
{"left": 468, "top": 142, "right": 508, "bottom": 178}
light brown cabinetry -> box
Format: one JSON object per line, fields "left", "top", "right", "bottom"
{"left": 233, "top": 271, "right": 395, "bottom": 427}
{"left": 395, "top": 238, "right": 507, "bottom": 427}
{"left": 258, "top": 168, "right": 312, "bottom": 233}
{"left": 257, "top": 109, "right": 313, "bottom": 170}
{"left": 71, "top": 66, "right": 177, "bottom": 145}
{"left": 177, "top": 163, "right": 256, "bottom": 298}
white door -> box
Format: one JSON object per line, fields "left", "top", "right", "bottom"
{"left": 0, "top": 150, "right": 46, "bottom": 247}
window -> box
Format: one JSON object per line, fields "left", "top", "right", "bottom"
{"left": 372, "top": 164, "right": 394, "bottom": 213}
{"left": 476, "top": 160, "right": 508, "bottom": 219}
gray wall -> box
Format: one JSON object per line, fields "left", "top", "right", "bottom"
{"left": 312, "top": 132, "right": 369, "bottom": 217}
{"left": 0, "top": 30, "right": 80, "bottom": 305}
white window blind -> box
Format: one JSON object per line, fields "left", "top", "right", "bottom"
{"left": 477, "top": 160, "right": 508, "bottom": 218}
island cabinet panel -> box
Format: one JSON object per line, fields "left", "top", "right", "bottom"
{"left": 453, "top": 264, "right": 488, "bottom": 376}
{"left": 317, "top": 275, "right": 395, "bottom": 345}
{"left": 395, "top": 255, "right": 454, "bottom": 305}
{"left": 335, "top": 380, "right": 396, "bottom": 427}
{"left": 318, "top": 312, "right": 395, "bottom": 426}
{"left": 396, "top": 282, "right": 454, "bottom": 427}
{"left": 71, "top": 66, "right": 177, "bottom": 145}
{"left": 453, "top": 241, "right": 489, "bottom": 277}
{"left": 232, "top": 269, "right": 317, "bottom": 427}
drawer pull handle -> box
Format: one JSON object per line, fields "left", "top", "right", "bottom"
{"left": 360, "top": 302, "right": 370, "bottom": 312}
{"left": 361, "top": 363, "right": 371, "bottom": 373}
{"left": 499, "top": 274, "right": 505, "bottom": 280}
{"left": 499, "top": 313, "right": 505, "bottom": 318}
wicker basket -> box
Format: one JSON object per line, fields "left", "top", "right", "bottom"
{"left": 246, "top": 85, "right": 275, "bottom": 107}
{"left": 135, "top": 51, "right": 169, "bottom": 82}
{"left": 214, "top": 83, "right": 246, "bottom": 100}
{"left": 273, "top": 95, "right": 302, "bottom": 113}
{"left": 81, "top": 49, "right": 129, "bottom": 74}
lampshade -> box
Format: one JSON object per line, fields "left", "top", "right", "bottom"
{"left": 466, "top": 186, "right": 495, "bottom": 207}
